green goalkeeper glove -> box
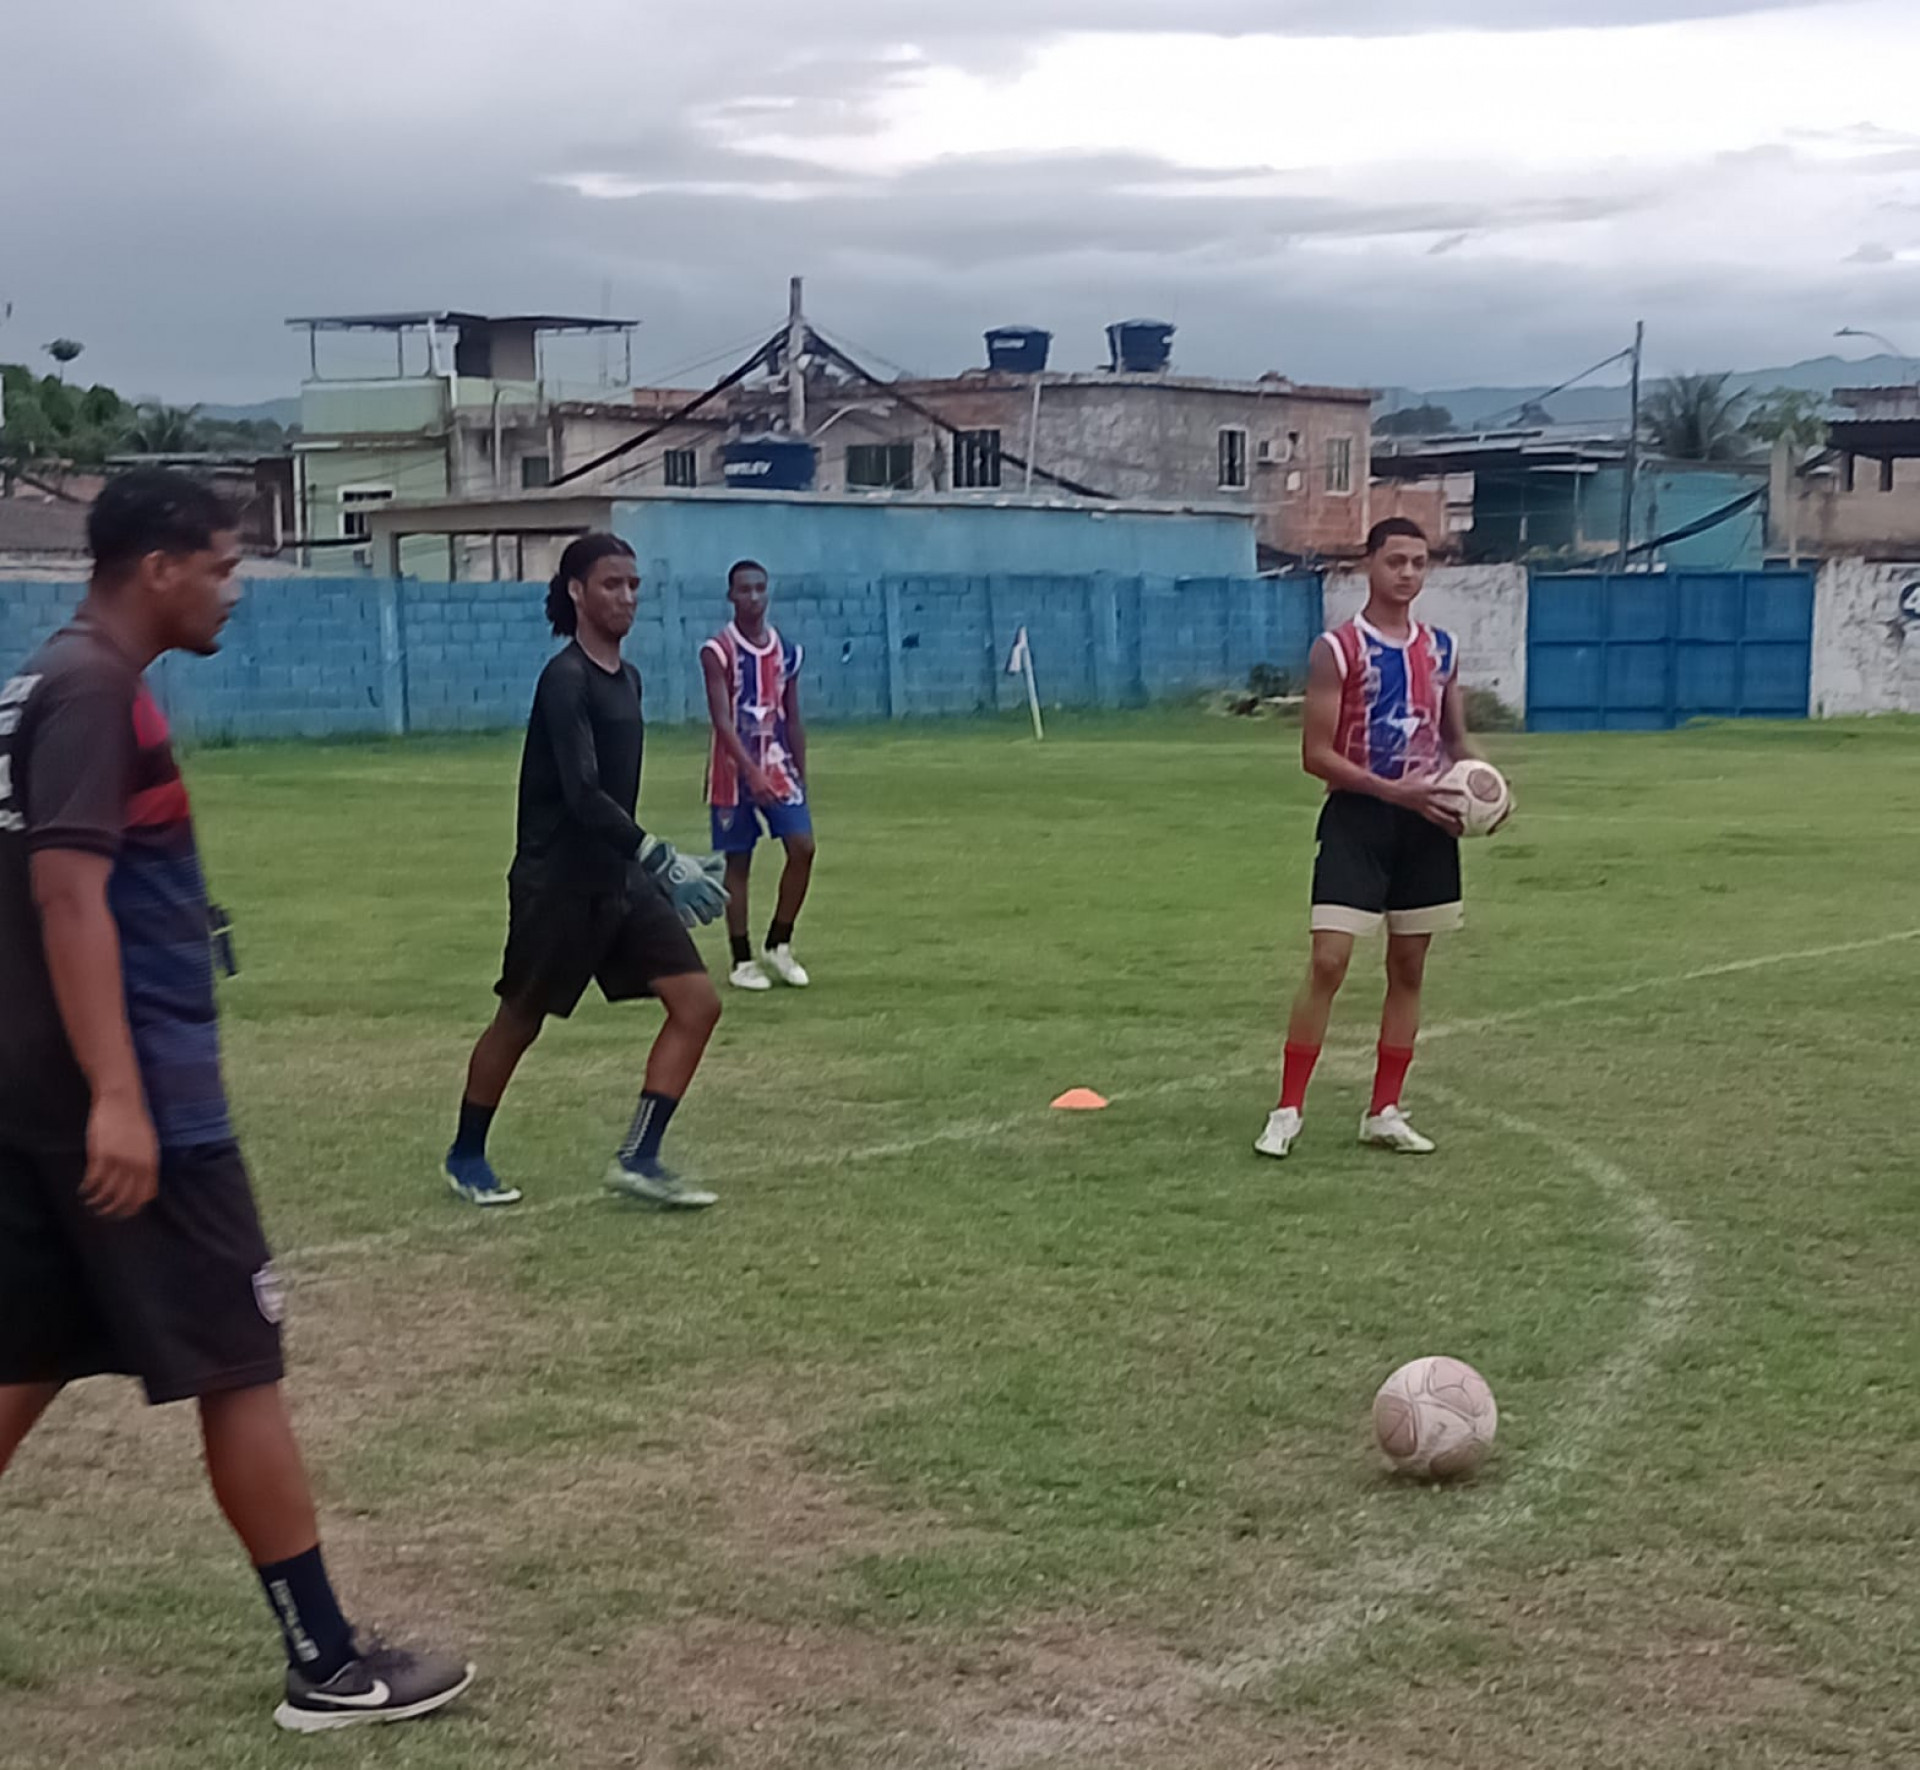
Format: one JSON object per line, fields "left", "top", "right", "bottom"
{"left": 639, "top": 836, "right": 729, "bottom": 929}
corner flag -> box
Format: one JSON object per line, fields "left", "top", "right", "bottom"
{"left": 1005, "top": 627, "right": 1043, "bottom": 741}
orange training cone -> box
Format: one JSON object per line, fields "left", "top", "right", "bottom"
{"left": 1050, "top": 1088, "right": 1110, "bottom": 1111}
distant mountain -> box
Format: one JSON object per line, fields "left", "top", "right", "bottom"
{"left": 1380, "top": 354, "right": 1912, "bottom": 431}
{"left": 195, "top": 397, "right": 299, "bottom": 427}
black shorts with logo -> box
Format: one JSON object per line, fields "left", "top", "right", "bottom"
{"left": 1310, "top": 790, "right": 1464, "bottom": 938}
{"left": 495, "top": 874, "right": 706, "bottom": 1021}
{"left": 0, "top": 1140, "right": 284, "bottom": 1406}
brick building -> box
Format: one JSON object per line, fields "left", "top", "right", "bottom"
{"left": 725, "top": 329, "right": 1376, "bottom": 563}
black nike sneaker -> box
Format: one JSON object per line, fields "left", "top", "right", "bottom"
{"left": 273, "top": 1633, "right": 475, "bottom": 1733}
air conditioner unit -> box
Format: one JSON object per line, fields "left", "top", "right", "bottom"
{"left": 1256, "top": 439, "right": 1279, "bottom": 466}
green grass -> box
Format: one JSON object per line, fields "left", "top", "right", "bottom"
{"left": 5, "top": 708, "right": 1920, "bottom": 1769}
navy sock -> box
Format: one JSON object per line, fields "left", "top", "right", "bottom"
{"left": 619, "top": 1091, "right": 679, "bottom": 1166}
{"left": 257, "top": 1544, "right": 355, "bottom": 1681}
{"left": 730, "top": 933, "right": 753, "bottom": 966}
{"left": 451, "top": 1097, "right": 495, "bottom": 1162}
{"left": 767, "top": 919, "right": 796, "bottom": 950}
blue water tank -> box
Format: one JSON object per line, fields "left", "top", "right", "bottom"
{"left": 721, "top": 434, "right": 816, "bottom": 492}
{"left": 1107, "top": 319, "right": 1175, "bottom": 373}
{"left": 985, "top": 326, "right": 1052, "bottom": 374}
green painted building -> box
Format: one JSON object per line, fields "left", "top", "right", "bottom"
{"left": 288, "top": 311, "right": 635, "bottom": 580}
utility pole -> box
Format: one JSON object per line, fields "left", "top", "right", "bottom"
{"left": 786, "top": 276, "right": 807, "bottom": 437}
{"left": 1618, "top": 319, "right": 1644, "bottom": 569}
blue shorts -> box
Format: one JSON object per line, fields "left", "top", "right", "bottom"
{"left": 710, "top": 798, "right": 813, "bottom": 853}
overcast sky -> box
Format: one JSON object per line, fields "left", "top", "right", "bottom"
{"left": 3, "top": 0, "right": 1918, "bottom": 403}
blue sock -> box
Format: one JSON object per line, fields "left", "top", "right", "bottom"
{"left": 451, "top": 1097, "right": 495, "bottom": 1163}
{"left": 257, "top": 1544, "right": 355, "bottom": 1681}
{"left": 619, "top": 1091, "right": 679, "bottom": 1167}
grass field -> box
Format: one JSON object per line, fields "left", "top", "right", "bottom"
{"left": 4, "top": 707, "right": 1918, "bottom": 1769}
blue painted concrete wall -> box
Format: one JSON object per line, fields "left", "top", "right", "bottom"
{"left": 610, "top": 493, "right": 1257, "bottom": 587}
{"left": 1, "top": 572, "right": 1321, "bottom": 740}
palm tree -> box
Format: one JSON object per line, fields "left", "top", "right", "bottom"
{"left": 41, "top": 338, "right": 83, "bottom": 380}
{"left": 1639, "top": 373, "right": 1754, "bottom": 462}
{"left": 123, "top": 400, "right": 207, "bottom": 455}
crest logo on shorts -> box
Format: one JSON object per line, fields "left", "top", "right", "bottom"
{"left": 253, "top": 1262, "right": 287, "bottom": 1326}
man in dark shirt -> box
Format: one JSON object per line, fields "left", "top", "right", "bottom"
{"left": 446, "top": 532, "right": 729, "bottom": 1210}
{"left": 0, "top": 470, "right": 472, "bottom": 1732}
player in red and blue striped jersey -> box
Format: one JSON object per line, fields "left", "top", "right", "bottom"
{"left": 701, "top": 561, "right": 816, "bottom": 991}
{"left": 1257, "top": 517, "right": 1489, "bottom": 1163}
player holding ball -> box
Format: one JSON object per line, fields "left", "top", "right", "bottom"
{"left": 1257, "top": 517, "right": 1503, "bottom": 1163}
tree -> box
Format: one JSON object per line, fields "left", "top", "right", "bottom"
{"left": 1, "top": 363, "right": 131, "bottom": 477}
{"left": 1376, "top": 402, "right": 1455, "bottom": 438}
{"left": 42, "top": 338, "right": 84, "bottom": 378}
{"left": 123, "top": 400, "right": 208, "bottom": 454}
{"left": 1639, "top": 372, "right": 1754, "bottom": 462}
{"left": 1746, "top": 387, "right": 1829, "bottom": 455}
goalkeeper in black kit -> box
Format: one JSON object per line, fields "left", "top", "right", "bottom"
{"left": 445, "top": 534, "right": 729, "bottom": 1211}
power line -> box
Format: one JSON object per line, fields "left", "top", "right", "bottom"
{"left": 806, "top": 322, "right": 927, "bottom": 386}
{"left": 805, "top": 332, "right": 1118, "bottom": 502}
{"left": 1477, "top": 345, "right": 1637, "bottom": 430}
{"left": 630, "top": 322, "right": 788, "bottom": 391}
{"left": 548, "top": 334, "right": 781, "bottom": 489}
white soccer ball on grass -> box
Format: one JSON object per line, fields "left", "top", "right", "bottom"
{"left": 1372, "top": 1356, "right": 1499, "bottom": 1480}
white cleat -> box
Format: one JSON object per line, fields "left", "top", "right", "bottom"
{"left": 729, "top": 960, "right": 774, "bottom": 992}
{"left": 1360, "top": 1105, "right": 1436, "bottom": 1155}
{"left": 1255, "top": 1107, "right": 1303, "bottom": 1160}
{"left": 763, "top": 944, "right": 810, "bottom": 988}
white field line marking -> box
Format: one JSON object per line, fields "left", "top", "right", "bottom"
{"left": 1421, "top": 927, "right": 1920, "bottom": 1048}
{"left": 279, "top": 1115, "right": 1045, "bottom": 1272}
{"left": 1212, "top": 1073, "right": 1696, "bottom": 1687}
{"left": 276, "top": 926, "right": 1918, "bottom": 1275}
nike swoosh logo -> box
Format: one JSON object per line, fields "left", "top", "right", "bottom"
{"left": 307, "top": 1679, "right": 391, "bottom": 1709}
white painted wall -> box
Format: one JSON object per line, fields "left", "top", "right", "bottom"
{"left": 1812, "top": 560, "right": 1920, "bottom": 715}
{"left": 1323, "top": 564, "right": 1529, "bottom": 716}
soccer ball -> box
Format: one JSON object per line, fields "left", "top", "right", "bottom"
{"left": 1372, "top": 1356, "right": 1499, "bottom": 1480}
{"left": 1439, "top": 759, "right": 1511, "bottom": 838}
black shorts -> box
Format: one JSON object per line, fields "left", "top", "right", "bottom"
{"left": 1310, "top": 790, "right": 1464, "bottom": 938}
{"left": 0, "top": 1141, "right": 284, "bottom": 1406}
{"left": 495, "top": 876, "right": 706, "bottom": 1020}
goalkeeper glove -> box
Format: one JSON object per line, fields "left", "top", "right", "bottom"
{"left": 638, "top": 836, "right": 729, "bottom": 929}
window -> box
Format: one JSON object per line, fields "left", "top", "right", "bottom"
{"left": 520, "top": 455, "right": 551, "bottom": 490}
{"left": 847, "top": 442, "right": 915, "bottom": 490}
{"left": 1325, "top": 436, "right": 1354, "bottom": 495}
{"left": 953, "top": 429, "right": 1002, "bottom": 490}
{"left": 1218, "top": 427, "right": 1249, "bottom": 489}
{"left": 1880, "top": 456, "right": 1896, "bottom": 494}
{"left": 665, "top": 448, "right": 699, "bottom": 489}
{"left": 338, "top": 485, "right": 394, "bottom": 541}
{"left": 1842, "top": 453, "right": 1857, "bottom": 493}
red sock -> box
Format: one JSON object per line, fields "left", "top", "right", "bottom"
{"left": 1371, "top": 1044, "right": 1415, "bottom": 1116}
{"left": 1279, "top": 1042, "right": 1321, "bottom": 1112}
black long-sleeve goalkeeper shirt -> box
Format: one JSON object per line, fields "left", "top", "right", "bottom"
{"left": 509, "top": 641, "right": 648, "bottom": 895}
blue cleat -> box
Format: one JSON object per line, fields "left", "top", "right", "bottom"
{"left": 445, "top": 1153, "right": 523, "bottom": 1207}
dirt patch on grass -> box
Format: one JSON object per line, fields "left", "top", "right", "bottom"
{"left": 5, "top": 1667, "right": 173, "bottom": 1770}
{"left": 540, "top": 1613, "right": 1233, "bottom": 1770}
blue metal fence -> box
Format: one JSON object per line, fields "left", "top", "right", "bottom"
{"left": 1527, "top": 570, "right": 1814, "bottom": 731}
{"left": 1, "top": 572, "right": 1323, "bottom": 741}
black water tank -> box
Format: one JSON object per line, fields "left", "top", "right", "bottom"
{"left": 985, "top": 326, "right": 1052, "bottom": 374}
{"left": 1107, "top": 319, "right": 1175, "bottom": 373}
{"left": 720, "top": 434, "right": 817, "bottom": 492}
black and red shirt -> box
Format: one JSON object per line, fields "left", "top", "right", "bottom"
{"left": 0, "top": 620, "right": 231, "bottom": 1152}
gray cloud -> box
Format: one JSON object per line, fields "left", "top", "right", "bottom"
{"left": 0, "top": 0, "right": 1907, "bottom": 403}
